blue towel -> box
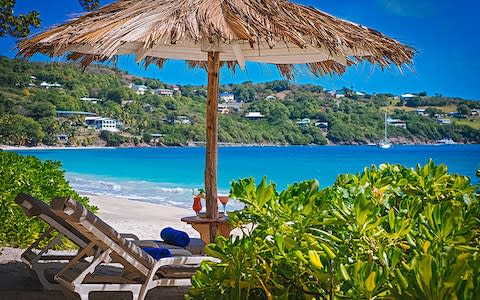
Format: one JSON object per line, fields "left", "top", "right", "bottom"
{"left": 160, "top": 227, "right": 190, "bottom": 247}
{"left": 142, "top": 247, "right": 172, "bottom": 260}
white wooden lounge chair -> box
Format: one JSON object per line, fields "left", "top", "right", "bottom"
{"left": 50, "top": 196, "right": 219, "bottom": 300}
{"left": 14, "top": 193, "right": 202, "bottom": 291}
{"left": 15, "top": 193, "right": 97, "bottom": 290}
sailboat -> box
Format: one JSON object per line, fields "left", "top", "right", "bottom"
{"left": 378, "top": 113, "right": 392, "bottom": 149}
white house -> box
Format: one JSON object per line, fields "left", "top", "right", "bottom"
{"left": 94, "top": 118, "right": 118, "bottom": 132}
{"left": 40, "top": 81, "right": 62, "bottom": 89}
{"left": 56, "top": 134, "right": 68, "bottom": 143}
{"left": 175, "top": 116, "right": 192, "bottom": 125}
{"left": 400, "top": 93, "right": 417, "bottom": 101}
{"left": 437, "top": 118, "right": 452, "bottom": 125}
{"left": 170, "top": 85, "right": 181, "bottom": 92}
{"left": 154, "top": 89, "right": 174, "bottom": 97}
{"left": 150, "top": 133, "right": 165, "bottom": 143}
{"left": 245, "top": 112, "right": 265, "bottom": 120}
{"left": 335, "top": 93, "right": 345, "bottom": 99}
{"left": 296, "top": 118, "right": 311, "bottom": 128}
{"left": 266, "top": 95, "right": 276, "bottom": 100}
{"left": 326, "top": 90, "right": 336, "bottom": 97}
{"left": 130, "top": 84, "right": 149, "bottom": 95}
{"left": 355, "top": 91, "right": 366, "bottom": 97}
{"left": 315, "top": 122, "right": 329, "bottom": 130}
{"left": 218, "top": 104, "right": 230, "bottom": 114}
{"left": 387, "top": 118, "right": 407, "bottom": 129}
{"left": 220, "top": 92, "right": 235, "bottom": 103}
{"left": 416, "top": 109, "right": 427, "bottom": 116}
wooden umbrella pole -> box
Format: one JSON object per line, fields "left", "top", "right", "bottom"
{"left": 205, "top": 51, "right": 220, "bottom": 242}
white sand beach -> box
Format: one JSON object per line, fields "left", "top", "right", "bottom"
{"left": 86, "top": 194, "right": 201, "bottom": 239}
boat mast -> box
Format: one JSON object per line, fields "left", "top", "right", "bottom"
{"left": 384, "top": 113, "right": 388, "bottom": 141}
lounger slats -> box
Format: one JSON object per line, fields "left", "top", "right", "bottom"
{"left": 51, "top": 197, "right": 156, "bottom": 269}
{"left": 15, "top": 193, "right": 90, "bottom": 247}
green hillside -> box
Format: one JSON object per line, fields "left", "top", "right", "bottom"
{"left": 0, "top": 56, "right": 479, "bottom": 147}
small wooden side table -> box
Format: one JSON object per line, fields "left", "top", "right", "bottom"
{"left": 181, "top": 216, "right": 232, "bottom": 244}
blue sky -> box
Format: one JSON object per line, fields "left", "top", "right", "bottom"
{"left": 1, "top": 0, "right": 479, "bottom": 100}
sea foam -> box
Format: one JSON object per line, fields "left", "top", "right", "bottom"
{"left": 66, "top": 173, "right": 240, "bottom": 209}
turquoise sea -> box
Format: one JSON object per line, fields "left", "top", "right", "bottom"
{"left": 12, "top": 145, "right": 480, "bottom": 209}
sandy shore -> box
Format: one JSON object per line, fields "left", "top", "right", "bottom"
{"left": 86, "top": 194, "right": 201, "bottom": 239}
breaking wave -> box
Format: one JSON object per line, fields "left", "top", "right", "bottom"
{"left": 66, "top": 173, "right": 239, "bottom": 209}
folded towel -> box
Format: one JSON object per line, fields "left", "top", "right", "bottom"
{"left": 161, "top": 227, "right": 190, "bottom": 248}
{"left": 142, "top": 247, "right": 172, "bottom": 260}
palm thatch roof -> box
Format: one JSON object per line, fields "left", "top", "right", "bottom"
{"left": 17, "top": 0, "right": 414, "bottom": 78}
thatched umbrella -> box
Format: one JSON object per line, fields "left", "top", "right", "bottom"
{"left": 18, "top": 0, "right": 414, "bottom": 241}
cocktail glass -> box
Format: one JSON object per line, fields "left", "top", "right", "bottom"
{"left": 192, "top": 196, "right": 202, "bottom": 217}
{"left": 218, "top": 196, "right": 229, "bottom": 217}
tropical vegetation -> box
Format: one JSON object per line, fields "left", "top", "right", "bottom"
{"left": 188, "top": 161, "right": 480, "bottom": 299}
{"left": 0, "top": 56, "right": 479, "bottom": 147}
{"left": 0, "top": 150, "right": 96, "bottom": 248}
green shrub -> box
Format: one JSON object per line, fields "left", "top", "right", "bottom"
{"left": 0, "top": 151, "right": 97, "bottom": 248}
{"left": 188, "top": 161, "right": 480, "bottom": 299}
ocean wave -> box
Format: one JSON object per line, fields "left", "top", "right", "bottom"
{"left": 66, "top": 173, "right": 241, "bottom": 209}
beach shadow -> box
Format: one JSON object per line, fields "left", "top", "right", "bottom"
{"left": 0, "top": 261, "right": 43, "bottom": 290}
{"left": 0, "top": 261, "right": 189, "bottom": 299}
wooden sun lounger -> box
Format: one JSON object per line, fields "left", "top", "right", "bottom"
{"left": 14, "top": 193, "right": 204, "bottom": 291}
{"left": 50, "top": 196, "right": 219, "bottom": 300}
{"left": 15, "top": 193, "right": 99, "bottom": 290}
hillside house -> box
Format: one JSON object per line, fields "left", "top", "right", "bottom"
{"left": 40, "top": 81, "right": 62, "bottom": 89}
{"left": 387, "top": 118, "right": 407, "bottom": 129}
{"left": 326, "top": 90, "right": 336, "bottom": 97}
{"left": 400, "top": 93, "right": 417, "bottom": 101}
{"left": 56, "top": 134, "right": 68, "bottom": 144}
{"left": 220, "top": 92, "right": 235, "bottom": 103}
{"left": 220, "top": 101, "right": 244, "bottom": 113}
{"left": 174, "top": 116, "right": 192, "bottom": 125}
{"left": 130, "top": 84, "right": 149, "bottom": 95}
{"left": 245, "top": 112, "right": 265, "bottom": 120}
{"left": 170, "top": 85, "right": 181, "bottom": 92}
{"left": 94, "top": 117, "right": 118, "bottom": 132}
{"left": 296, "top": 118, "right": 311, "bottom": 128}
{"left": 437, "top": 118, "right": 452, "bottom": 125}
{"left": 218, "top": 104, "right": 230, "bottom": 114}
{"left": 315, "top": 122, "right": 329, "bottom": 131}
{"left": 154, "top": 88, "right": 174, "bottom": 97}
{"left": 150, "top": 133, "right": 165, "bottom": 143}
{"left": 416, "top": 109, "right": 427, "bottom": 116}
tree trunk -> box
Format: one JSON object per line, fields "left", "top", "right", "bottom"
{"left": 205, "top": 51, "right": 220, "bottom": 242}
